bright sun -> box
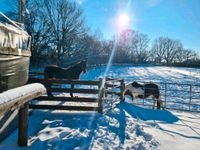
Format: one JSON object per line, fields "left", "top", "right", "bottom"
{"left": 118, "top": 13, "right": 130, "bottom": 27}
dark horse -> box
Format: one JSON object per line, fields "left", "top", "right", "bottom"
{"left": 44, "top": 60, "right": 87, "bottom": 97}
{"left": 124, "top": 81, "right": 163, "bottom": 109}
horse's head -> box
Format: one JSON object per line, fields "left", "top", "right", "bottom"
{"left": 81, "top": 60, "right": 87, "bottom": 73}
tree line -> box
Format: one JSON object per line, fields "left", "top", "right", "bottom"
{"left": 3, "top": 0, "right": 200, "bottom": 68}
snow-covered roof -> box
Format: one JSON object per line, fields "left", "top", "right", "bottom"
{"left": 0, "top": 12, "right": 31, "bottom": 52}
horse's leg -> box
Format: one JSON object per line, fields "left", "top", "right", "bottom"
{"left": 132, "top": 95, "right": 137, "bottom": 104}
{"left": 160, "top": 99, "right": 164, "bottom": 110}
{"left": 47, "top": 82, "right": 53, "bottom": 97}
{"left": 152, "top": 97, "right": 156, "bottom": 109}
{"left": 157, "top": 97, "right": 163, "bottom": 110}
{"left": 154, "top": 94, "right": 162, "bottom": 110}
{"left": 44, "top": 78, "right": 53, "bottom": 97}
{"left": 157, "top": 99, "right": 161, "bottom": 109}
{"left": 70, "top": 84, "right": 74, "bottom": 97}
{"left": 47, "top": 88, "right": 53, "bottom": 97}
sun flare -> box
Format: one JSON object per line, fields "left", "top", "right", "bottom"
{"left": 118, "top": 13, "right": 130, "bottom": 27}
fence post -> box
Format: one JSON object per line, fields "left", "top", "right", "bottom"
{"left": 189, "top": 85, "right": 192, "bottom": 111}
{"left": 98, "top": 78, "right": 104, "bottom": 113}
{"left": 164, "top": 83, "right": 167, "bottom": 109}
{"left": 143, "top": 81, "right": 145, "bottom": 106}
{"left": 104, "top": 78, "right": 108, "bottom": 97}
{"left": 18, "top": 102, "right": 29, "bottom": 147}
{"left": 120, "top": 79, "right": 125, "bottom": 102}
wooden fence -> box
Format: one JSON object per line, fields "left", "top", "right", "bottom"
{"left": 28, "top": 72, "right": 126, "bottom": 113}
{"left": 28, "top": 77, "right": 105, "bottom": 113}
{"left": 0, "top": 83, "right": 46, "bottom": 146}
{"left": 29, "top": 72, "right": 200, "bottom": 112}
{"left": 104, "top": 77, "right": 125, "bottom": 101}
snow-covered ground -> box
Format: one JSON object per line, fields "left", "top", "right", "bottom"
{"left": 84, "top": 65, "right": 200, "bottom": 112}
{"left": 83, "top": 65, "right": 200, "bottom": 84}
{"left": 1, "top": 65, "right": 200, "bottom": 150}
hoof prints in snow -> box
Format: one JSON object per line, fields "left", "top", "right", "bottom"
{"left": 90, "top": 106, "right": 159, "bottom": 150}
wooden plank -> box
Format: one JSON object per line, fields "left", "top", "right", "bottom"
{"left": 106, "top": 77, "right": 123, "bottom": 82}
{"left": 98, "top": 88, "right": 104, "bottom": 113}
{"left": 18, "top": 102, "right": 28, "bottom": 147}
{"left": 0, "top": 109, "right": 18, "bottom": 143}
{"left": 36, "top": 96, "right": 98, "bottom": 102}
{"left": 29, "top": 104, "right": 99, "bottom": 111}
{"left": 106, "top": 91, "right": 121, "bottom": 96}
{"left": 27, "top": 78, "right": 45, "bottom": 84}
{"left": 105, "top": 83, "right": 119, "bottom": 88}
{"left": 48, "top": 79, "right": 100, "bottom": 85}
{"left": 49, "top": 88, "right": 99, "bottom": 94}
{"left": 28, "top": 78, "right": 100, "bottom": 86}
{"left": 29, "top": 72, "right": 44, "bottom": 75}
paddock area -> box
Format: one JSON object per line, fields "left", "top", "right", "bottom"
{"left": 1, "top": 69, "right": 200, "bottom": 147}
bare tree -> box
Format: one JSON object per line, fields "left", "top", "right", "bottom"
{"left": 80, "top": 30, "right": 113, "bottom": 65}
{"left": 43, "top": 0, "right": 88, "bottom": 65}
{"left": 151, "top": 37, "right": 167, "bottom": 64}
{"left": 117, "top": 29, "right": 149, "bottom": 63}
{"left": 23, "top": 0, "right": 53, "bottom": 67}
{"left": 176, "top": 49, "right": 197, "bottom": 65}
{"left": 164, "top": 38, "right": 182, "bottom": 65}
{"left": 151, "top": 37, "right": 182, "bottom": 65}
{"left": 134, "top": 33, "right": 149, "bottom": 63}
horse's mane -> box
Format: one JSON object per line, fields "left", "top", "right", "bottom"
{"left": 63, "top": 60, "right": 85, "bottom": 71}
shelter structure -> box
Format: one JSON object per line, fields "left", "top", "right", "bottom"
{"left": 0, "top": 12, "right": 31, "bottom": 92}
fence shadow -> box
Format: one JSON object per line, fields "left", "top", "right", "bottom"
{"left": 120, "top": 102, "right": 179, "bottom": 124}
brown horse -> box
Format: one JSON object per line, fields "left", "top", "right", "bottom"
{"left": 44, "top": 60, "right": 87, "bottom": 97}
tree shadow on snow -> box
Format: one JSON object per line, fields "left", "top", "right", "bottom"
{"left": 28, "top": 110, "right": 101, "bottom": 149}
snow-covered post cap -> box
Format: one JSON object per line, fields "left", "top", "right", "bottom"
{"left": 0, "top": 83, "right": 46, "bottom": 116}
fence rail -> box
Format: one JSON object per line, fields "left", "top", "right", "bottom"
{"left": 28, "top": 76, "right": 104, "bottom": 113}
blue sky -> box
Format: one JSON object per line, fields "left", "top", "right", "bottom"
{"left": 79, "top": 0, "right": 200, "bottom": 52}
{"left": 0, "top": 0, "right": 10, "bottom": 12}
{"left": 0, "top": 0, "right": 199, "bottom": 52}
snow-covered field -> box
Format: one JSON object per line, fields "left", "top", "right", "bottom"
{"left": 1, "top": 65, "right": 200, "bottom": 150}
{"left": 84, "top": 65, "right": 200, "bottom": 112}
{"left": 83, "top": 65, "right": 200, "bottom": 84}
